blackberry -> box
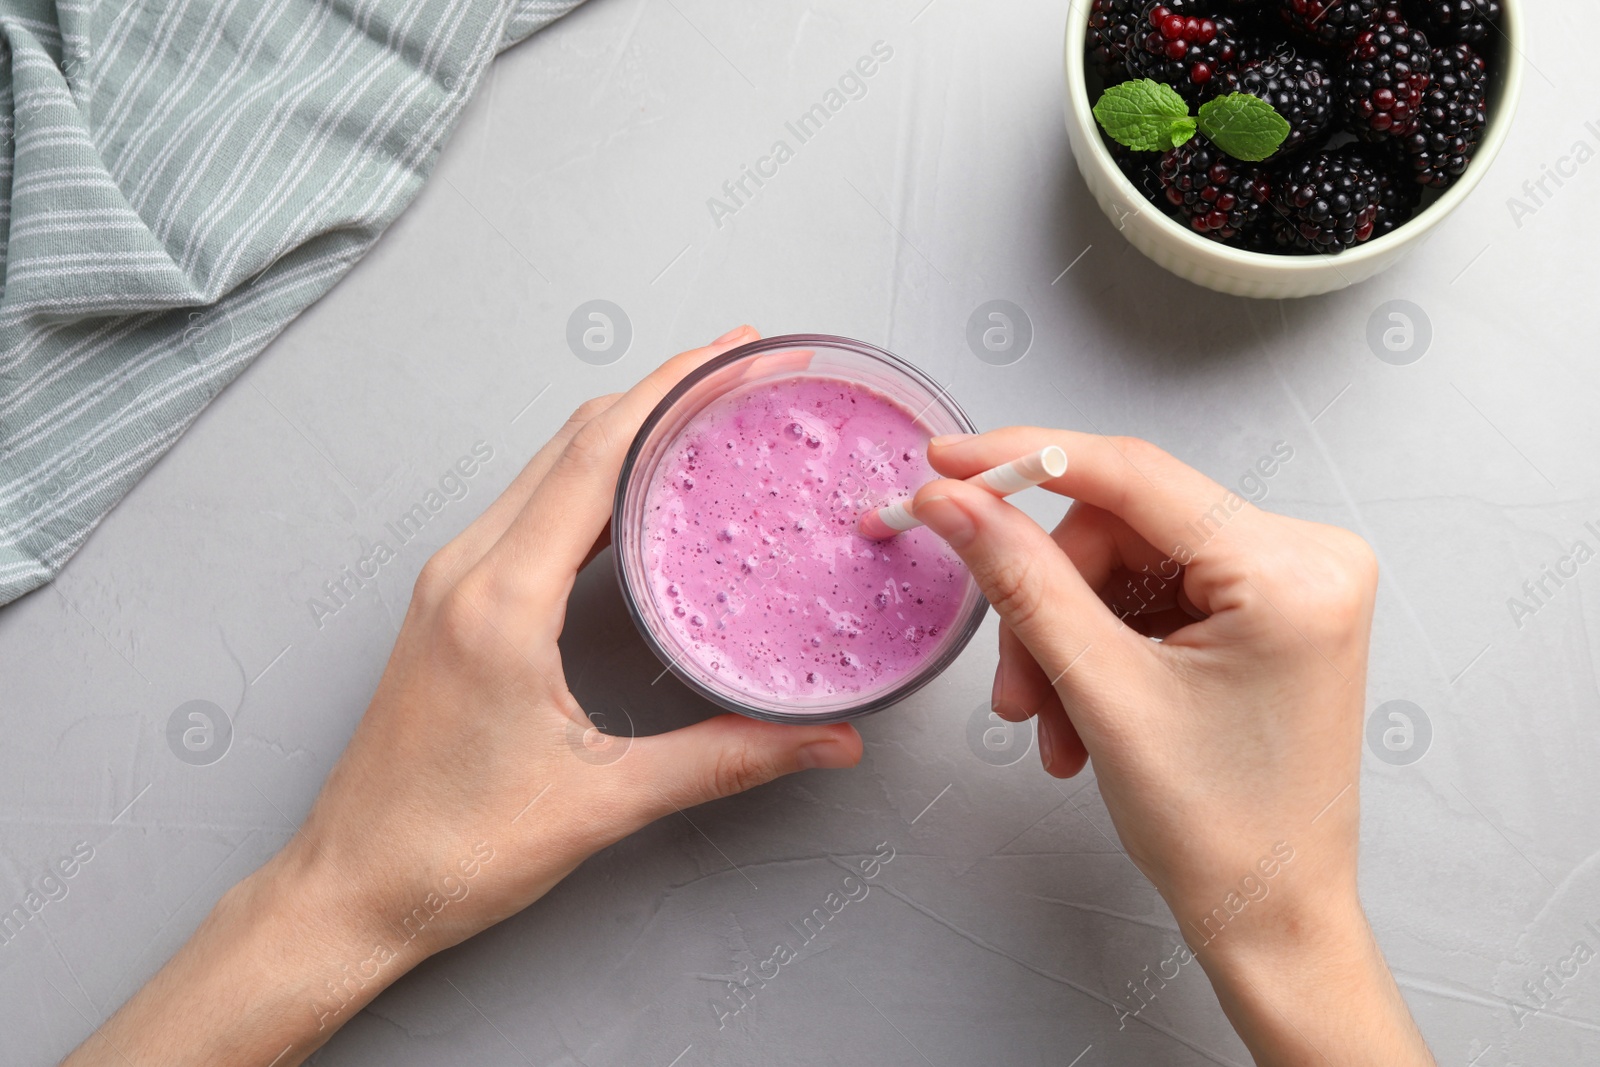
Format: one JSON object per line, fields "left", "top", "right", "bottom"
{"left": 1235, "top": 214, "right": 1299, "bottom": 254}
{"left": 1158, "top": 138, "right": 1272, "bottom": 241}
{"left": 1215, "top": 48, "right": 1335, "bottom": 157}
{"left": 1238, "top": 217, "right": 1291, "bottom": 254}
{"left": 1087, "top": 0, "right": 1144, "bottom": 83}
{"left": 1276, "top": 0, "right": 1384, "bottom": 47}
{"left": 1353, "top": 143, "right": 1424, "bottom": 235}
{"left": 1402, "top": 41, "right": 1487, "bottom": 186}
{"left": 1125, "top": 1, "right": 1243, "bottom": 103}
{"left": 1405, "top": 0, "right": 1500, "bottom": 42}
{"left": 1108, "top": 139, "right": 1167, "bottom": 201}
{"left": 1269, "top": 148, "right": 1384, "bottom": 252}
{"left": 1216, "top": 0, "right": 1279, "bottom": 37}
{"left": 1371, "top": 166, "right": 1424, "bottom": 236}
{"left": 1339, "top": 15, "right": 1433, "bottom": 140}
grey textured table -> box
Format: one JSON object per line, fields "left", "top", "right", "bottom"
{"left": 3, "top": 1, "right": 1596, "bottom": 1064}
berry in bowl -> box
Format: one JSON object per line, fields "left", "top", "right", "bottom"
{"left": 1066, "top": 0, "right": 1523, "bottom": 297}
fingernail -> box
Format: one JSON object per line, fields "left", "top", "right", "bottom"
{"left": 992, "top": 697, "right": 1025, "bottom": 722}
{"left": 990, "top": 673, "right": 1023, "bottom": 721}
{"left": 1037, "top": 714, "right": 1056, "bottom": 775}
{"left": 913, "top": 495, "right": 976, "bottom": 549}
{"left": 797, "top": 740, "right": 854, "bottom": 771}
{"left": 929, "top": 434, "right": 974, "bottom": 448}
{"left": 713, "top": 325, "right": 751, "bottom": 345}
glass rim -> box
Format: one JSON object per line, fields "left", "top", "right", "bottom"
{"left": 610, "top": 334, "right": 989, "bottom": 725}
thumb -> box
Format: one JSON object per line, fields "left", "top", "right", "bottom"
{"left": 911, "top": 478, "right": 1144, "bottom": 702}
{"left": 623, "top": 715, "right": 862, "bottom": 818}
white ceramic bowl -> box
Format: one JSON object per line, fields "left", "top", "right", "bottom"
{"left": 1062, "top": 1, "right": 1525, "bottom": 298}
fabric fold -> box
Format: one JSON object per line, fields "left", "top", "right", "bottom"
{"left": 0, "top": 0, "right": 587, "bottom": 604}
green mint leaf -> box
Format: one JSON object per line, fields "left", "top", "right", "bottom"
{"left": 1093, "top": 79, "right": 1193, "bottom": 152}
{"left": 1195, "top": 93, "right": 1290, "bottom": 162}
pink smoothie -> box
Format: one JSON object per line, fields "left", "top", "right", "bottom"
{"left": 641, "top": 375, "right": 968, "bottom": 705}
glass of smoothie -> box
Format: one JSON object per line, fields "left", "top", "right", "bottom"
{"left": 612, "top": 335, "right": 988, "bottom": 724}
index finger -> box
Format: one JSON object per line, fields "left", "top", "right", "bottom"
{"left": 473, "top": 327, "right": 760, "bottom": 626}
{"left": 928, "top": 428, "right": 1266, "bottom": 566}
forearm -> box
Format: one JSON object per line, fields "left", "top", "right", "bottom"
{"left": 62, "top": 845, "right": 418, "bottom": 1067}
{"left": 1192, "top": 890, "right": 1435, "bottom": 1066}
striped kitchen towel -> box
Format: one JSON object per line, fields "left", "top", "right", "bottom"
{"left": 0, "top": 0, "right": 587, "bottom": 605}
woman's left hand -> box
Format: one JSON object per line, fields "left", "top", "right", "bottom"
{"left": 293, "top": 324, "right": 861, "bottom": 956}
{"left": 62, "top": 326, "right": 862, "bottom": 1067}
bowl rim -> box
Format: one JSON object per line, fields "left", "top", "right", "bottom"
{"left": 1063, "top": 0, "right": 1526, "bottom": 272}
{"left": 609, "top": 333, "right": 991, "bottom": 726}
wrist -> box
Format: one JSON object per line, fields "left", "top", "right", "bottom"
{"left": 289, "top": 812, "right": 523, "bottom": 959}
{"left": 238, "top": 842, "right": 433, "bottom": 1033}
{"left": 1191, "top": 878, "right": 1371, "bottom": 998}
{"left": 1186, "top": 886, "right": 1434, "bottom": 1066}
{"left": 1180, "top": 862, "right": 1366, "bottom": 978}
{"left": 62, "top": 844, "right": 429, "bottom": 1067}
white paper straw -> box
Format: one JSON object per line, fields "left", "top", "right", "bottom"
{"left": 859, "top": 445, "right": 1068, "bottom": 539}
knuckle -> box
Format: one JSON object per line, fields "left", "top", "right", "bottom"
{"left": 563, "top": 413, "right": 618, "bottom": 470}
{"left": 1113, "top": 435, "right": 1169, "bottom": 470}
{"left": 569, "top": 394, "right": 618, "bottom": 425}
{"left": 1105, "top": 437, "right": 1163, "bottom": 514}
{"left": 433, "top": 574, "right": 500, "bottom": 654}
{"left": 707, "top": 742, "right": 775, "bottom": 798}
{"left": 981, "top": 553, "right": 1044, "bottom": 633}
{"left": 1247, "top": 530, "right": 1375, "bottom": 637}
{"left": 1327, "top": 528, "right": 1379, "bottom": 588}
{"left": 412, "top": 551, "right": 459, "bottom": 605}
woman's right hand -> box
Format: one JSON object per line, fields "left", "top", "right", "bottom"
{"left": 913, "top": 429, "right": 1434, "bottom": 1065}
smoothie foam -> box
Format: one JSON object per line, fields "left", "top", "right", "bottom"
{"left": 641, "top": 375, "right": 967, "bottom": 706}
